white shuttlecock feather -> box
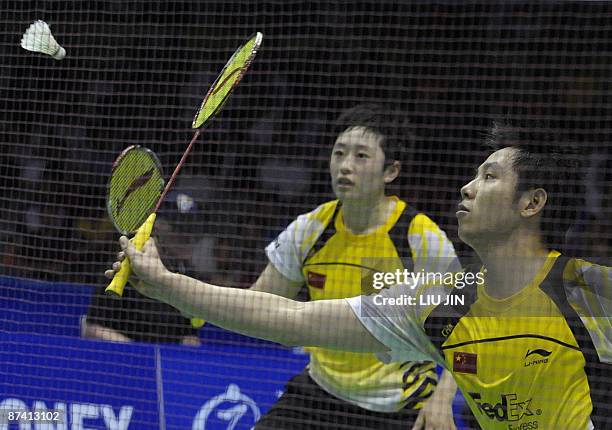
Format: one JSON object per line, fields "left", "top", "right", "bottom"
{"left": 20, "top": 20, "right": 66, "bottom": 60}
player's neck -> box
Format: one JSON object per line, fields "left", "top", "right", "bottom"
{"left": 477, "top": 230, "right": 550, "bottom": 300}
{"left": 341, "top": 195, "right": 394, "bottom": 234}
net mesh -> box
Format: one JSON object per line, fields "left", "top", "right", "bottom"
{"left": 0, "top": 1, "right": 610, "bottom": 429}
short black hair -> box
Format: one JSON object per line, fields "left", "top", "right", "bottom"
{"left": 333, "top": 104, "right": 415, "bottom": 166}
{"left": 486, "top": 120, "right": 587, "bottom": 252}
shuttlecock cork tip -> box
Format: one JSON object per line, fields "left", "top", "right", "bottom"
{"left": 51, "top": 46, "right": 66, "bottom": 60}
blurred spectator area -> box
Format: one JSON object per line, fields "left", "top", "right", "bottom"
{"left": 0, "top": 1, "right": 610, "bottom": 288}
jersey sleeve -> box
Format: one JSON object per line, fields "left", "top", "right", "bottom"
{"left": 346, "top": 283, "right": 446, "bottom": 365}
{"left": 265, "top": 206, "right": 328, "bottom": 283}
{"left": 564, "top": 259, "right": 612, "bottom": 363}
{"left": 407, "top": 213, "right": 462, "bottom": 275}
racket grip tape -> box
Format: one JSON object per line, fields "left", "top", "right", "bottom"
{"left": 105, "top": 213, "right": 157, "bottom": 297}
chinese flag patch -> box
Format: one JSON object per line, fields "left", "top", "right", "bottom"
{"left": 307, "top": 271, "right": 326, "bottom": 289}
{"left": 453, "top": 352, "right": 477, "bottom": 374}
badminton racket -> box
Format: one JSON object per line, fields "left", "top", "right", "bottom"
{"left": 105, "top": 32, "right": 263, "bottom": 326}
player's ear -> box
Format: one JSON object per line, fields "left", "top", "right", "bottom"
{"left": 383, "top": 160, "right": 400, "bottom": 184}
{"left": 520, "top": 188, "right": 547, "bottom": 218}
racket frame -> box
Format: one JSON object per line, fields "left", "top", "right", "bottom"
{"left": 106, "top": 32, "right": 263, "bottom": 305}
{"left": 156, "top": 31, "right": 263, "bottom": 214}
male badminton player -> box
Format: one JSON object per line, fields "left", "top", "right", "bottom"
{"left": 119, "top": 120, "right": 611, "bottom": 429}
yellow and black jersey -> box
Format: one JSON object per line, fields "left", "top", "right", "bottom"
{"left": 266, "top": 196, "right": 460, "bottom": 412}
{"left": 349, "top": 251, "right": 612, "bottom": 428}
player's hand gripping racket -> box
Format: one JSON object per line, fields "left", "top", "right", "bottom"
{"left": 105, "top": 146, "right": 206, "bottom": 328}
{"left": 105, "top": 32, "right": 263, "bottom": 327}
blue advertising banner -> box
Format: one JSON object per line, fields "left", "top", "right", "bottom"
{"left": 0, "top": 277, "right": 468, "bottom": 429}
{"left": 0, "top": 277, "right": 93, "bottom": 338}
{"left": 161, "top": 343, "right": 308, "bottom": 429}
{"left": 0, "top": 333, "right": 308, "bottom": 429}
{"left": 0, "top": 333, "right": 160, "bottom": 429}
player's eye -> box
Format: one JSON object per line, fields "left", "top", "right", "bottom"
{"left": 333, "top": 150, "right": 344, "bottom": 157}
{"left": 484, "top": 173, "right": 495, "bottom": 180}
{"left": 357, "top": 152, "right": 369, "bottom": 159}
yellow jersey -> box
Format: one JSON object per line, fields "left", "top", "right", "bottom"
{"left": 349, "top": 251, "right": 611, "bottom": 428}
{"left": 266, "top": 196, "right": 460, "bottom": 412}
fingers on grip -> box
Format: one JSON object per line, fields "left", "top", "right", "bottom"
{"left": 106, "top": 213, "right": 156, "bottom": 296}
{"left": 105, "top": 257, "right": 132, "bottom": 296}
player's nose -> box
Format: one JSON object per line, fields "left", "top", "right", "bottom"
{"left": 339, "top": 156, "right": 354, "bottom": 174}
{"left": 460, "top": 179, "right": 476, "bottom": 200}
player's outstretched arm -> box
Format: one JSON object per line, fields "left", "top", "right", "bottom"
{"left": 119, "top": 236, "right": 387, "bottom": 353}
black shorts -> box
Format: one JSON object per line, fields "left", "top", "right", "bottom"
{"left": 255, "top": 370, "right": 419, "bottom": 430}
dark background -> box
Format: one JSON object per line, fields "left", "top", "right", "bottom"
{"left": 0, "top": 1, "right": 610, "bottom": 285}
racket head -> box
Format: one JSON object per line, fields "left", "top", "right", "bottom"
{"left": 192, "top": 32, "right": 263, "bottom": 129}
{"left": 106, "top": 145, "right": 165, "bottom": 235}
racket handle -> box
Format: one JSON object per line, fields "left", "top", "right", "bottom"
{"left": 105, "top": 213, "right": 157, "bottom": 297}
{"left": 106, "top": 213, "right": 204, "bottom": 329}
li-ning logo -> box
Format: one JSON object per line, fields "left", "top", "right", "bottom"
{"left": 116, "top": 168, "right": 156, "bottom": 214}
{"left": 524, "top": 349, "right": 551, "bottom": 367}
{"left": 469, "top": 392, "right": 541, "bottom": 422}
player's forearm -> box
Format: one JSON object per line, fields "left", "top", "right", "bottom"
{"left": 155, "top": 272, "right": 386, "bottom": 352}
{"left": 160, "top": 271, "right": 309, "bottom": 346}
{"left": 122, "top": 237, "right": 386, "bottom": 351}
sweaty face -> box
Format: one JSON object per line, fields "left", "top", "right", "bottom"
{"left": 330, "top": 127, "right": 388, "bottom": 202}
{"left": 457, "top": 147, "right": 523, "bottom": 248}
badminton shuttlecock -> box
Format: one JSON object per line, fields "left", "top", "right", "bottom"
{"left": 20, "top": 20, "right": 66, "bottom": 60}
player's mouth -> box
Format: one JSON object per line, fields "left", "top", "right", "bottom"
{"left": 336, "top": 177, "right": 355, "bottom": 189}
{"left": 456, "top": 203, "right": 470, "bottom": 218}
